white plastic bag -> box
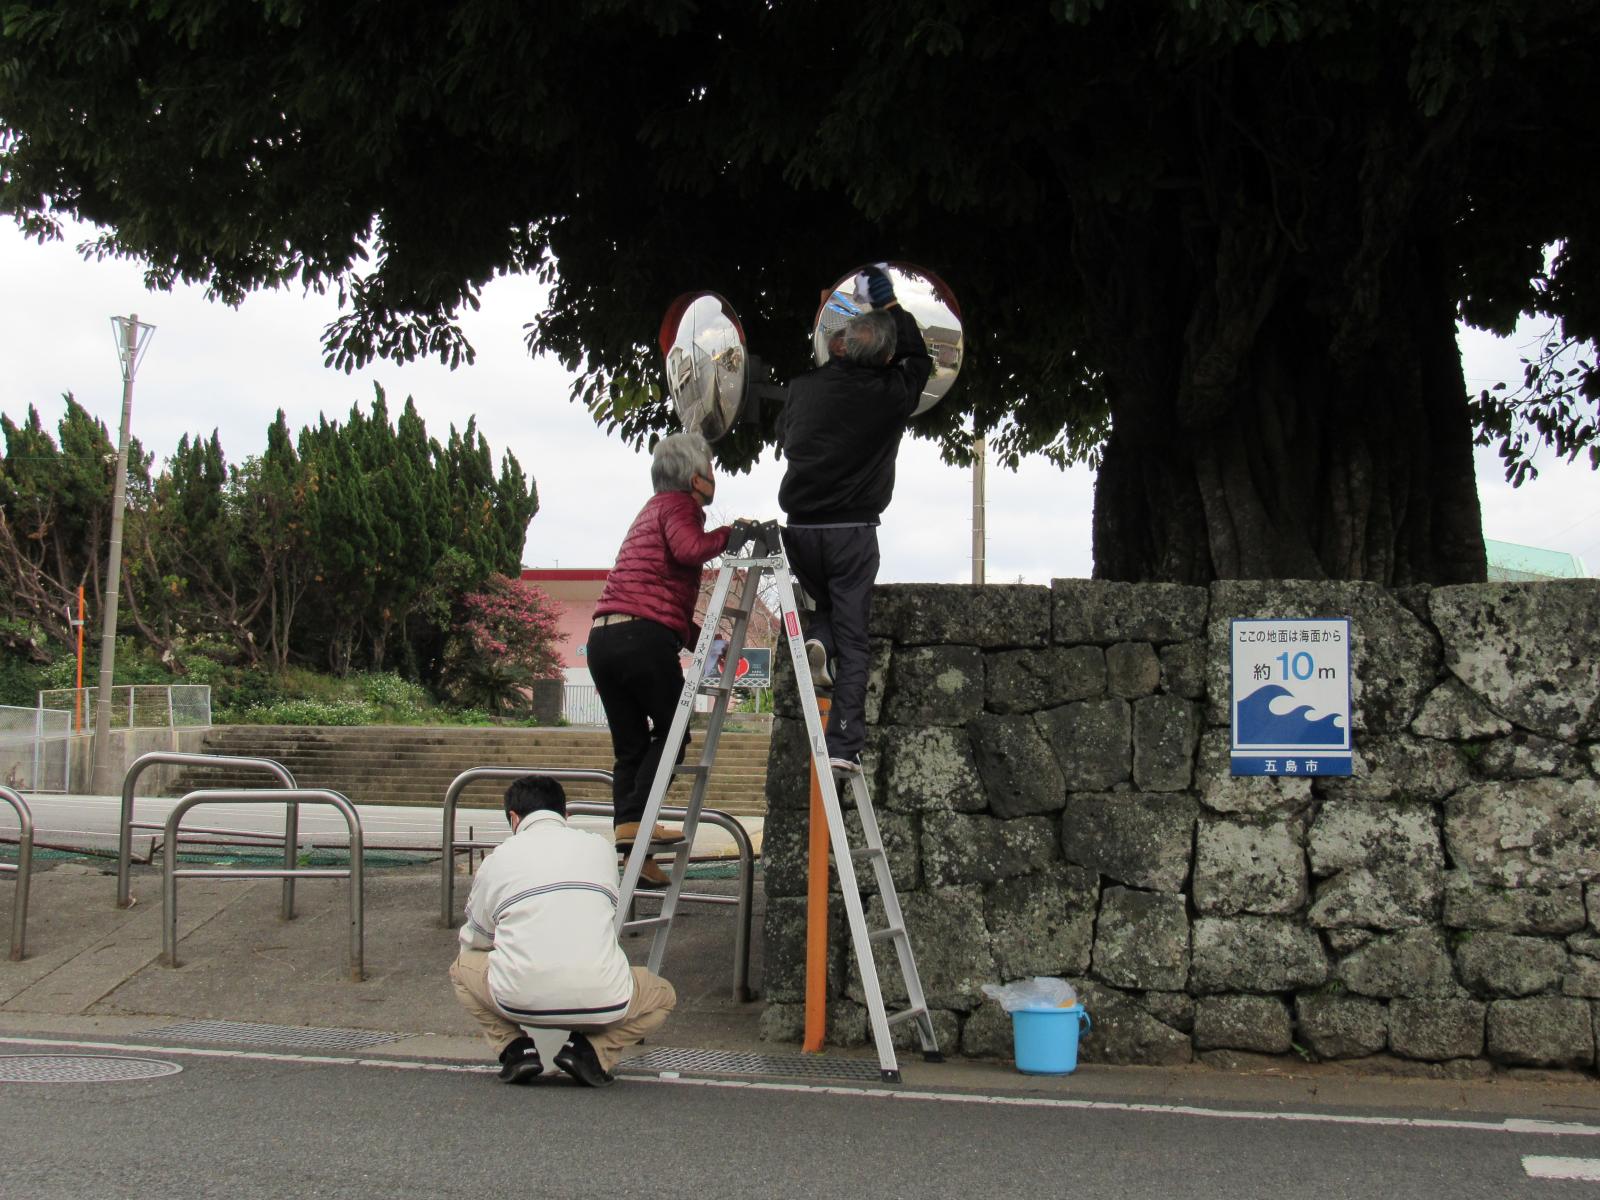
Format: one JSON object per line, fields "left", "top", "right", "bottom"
{"left": 981, "top": 976, "right": 1079, "bottom": 1012}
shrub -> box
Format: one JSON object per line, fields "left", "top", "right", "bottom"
{"left": 439, "top": 576, "right": 566, "bottom": 715}
{"left": 233, "top": 698, "right": 378, "bottom": 726}
{"left": 178, "top": 653, "right": 228, "bottom": 685}
{"left": 359, "top": 671, "right": 428, "bottom": 711}
{"left": 0, "top": 652, "right": 49, "bottom": 707}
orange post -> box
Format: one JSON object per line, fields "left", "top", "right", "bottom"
{"left": 802, "top": 694, "right": 832, "bottom": 1053}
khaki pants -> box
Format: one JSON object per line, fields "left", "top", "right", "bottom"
{"left": 449, "top": 948, "right": 676, "bottom": 1072}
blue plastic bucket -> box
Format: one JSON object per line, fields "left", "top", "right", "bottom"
{"left": 1011, "top": 1004, "right": 1092, "bottom": 1075}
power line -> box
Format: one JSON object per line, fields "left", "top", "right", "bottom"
{"left": 1546, "top": 503, "right": 1600, "bottom": 542}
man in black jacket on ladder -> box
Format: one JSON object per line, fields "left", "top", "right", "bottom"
{"left": 777, "top": 266, "right": 933, "bottom": 773}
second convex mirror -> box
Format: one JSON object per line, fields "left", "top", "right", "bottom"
{"left": 811, "top": 263, "right": 964, "bottom": 416}
{"left": 659, "top": 291, "right": 748, "bottom": 442}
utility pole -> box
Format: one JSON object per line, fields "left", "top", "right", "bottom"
{"left": 71, "top": 587, "right": 85, "bottom": 732}
{"left": 90, "top": 314, "right": 155, "bottom": 796}
{"left": 971, "top": 429, "right": 986, "bottom": 585}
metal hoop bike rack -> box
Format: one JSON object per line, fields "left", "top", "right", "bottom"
{"left": 118, "top": 751, "right": 299, "bottom": 916}
{"left": 163, "top": 788, "right": 364, "bottom": 981}
{"left": 1, "top": 785, "right": 34, "bottom": 961}
{"left": 440, "top": 766, "right": 757, "bottom": 1001}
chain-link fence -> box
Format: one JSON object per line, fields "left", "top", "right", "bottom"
{"left": 38, "top": 685, "right": 212, "bottom": 731}
{"left": 0, "top": 704, "right": 72, "bottom": 792}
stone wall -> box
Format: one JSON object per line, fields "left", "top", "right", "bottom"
{"left": 759, "top": 579, "right": 1600, "bottom": 1074}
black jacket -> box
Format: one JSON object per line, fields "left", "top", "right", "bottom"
{"left": 777, "top": 306, "right": 933, "bottom": 525}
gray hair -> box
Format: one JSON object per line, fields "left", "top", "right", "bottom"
{"left": 651, "top": 431, "right": 713, "bottom": 493}
{"left": 841, "top": 310, "right": 897, "bottom": 364}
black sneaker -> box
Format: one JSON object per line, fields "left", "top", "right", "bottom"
{"left": 554, "top": 1032, "right": 615, "bottom": 1088}
{"left": 497, "top": 1036, "right": 543, "bottom": 1085}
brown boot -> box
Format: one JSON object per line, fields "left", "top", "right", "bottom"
{"left": 635, "top": 859, "right": 670, "bottom": 889}
{"left": 614, "top": 821, "right": 686, "bottom": 850}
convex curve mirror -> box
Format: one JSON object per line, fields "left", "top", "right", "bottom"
{"left": 811, "top": 263, "right": 964, "bottom": 416}
{"left": 659, "top": 291, "right": 748, "bottom": 442}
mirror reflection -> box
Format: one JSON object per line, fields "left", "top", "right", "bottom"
{"left": 811, "top": 264, "right": 963, "bottom": 416}
{"left": 659, "top": 292, "right": 749, "bottom": 442}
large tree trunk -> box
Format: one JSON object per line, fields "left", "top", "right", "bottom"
{"left": 1072, "top": 55, "right": 1489, "bottom": 585}
{"left": 1088, "top": 219, "right": 1487, "bottom": 585}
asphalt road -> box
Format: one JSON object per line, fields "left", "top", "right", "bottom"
{"left": 0, "top": 1042, "right": 1593, "bottom": 1200}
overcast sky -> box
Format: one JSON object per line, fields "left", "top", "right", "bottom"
{"left": 1, "top": 219, "right": 1594, "bottom": 581}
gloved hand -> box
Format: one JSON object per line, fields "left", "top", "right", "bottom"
{"left": 863, "top": 264, "right": 896, "bottom": 308}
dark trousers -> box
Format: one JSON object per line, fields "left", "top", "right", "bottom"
{"left": 781, "top": 524, "right": 880, "bottom": 759}
{"left": 587, "top": 619, "right": 687, "bottom": 826}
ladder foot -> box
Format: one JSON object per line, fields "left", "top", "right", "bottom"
{"left": 922, "top": 1051, "right": 945, "bottom": 1064}
{"left": 879, "top": 1069, "right": 902, "bottom": 1084}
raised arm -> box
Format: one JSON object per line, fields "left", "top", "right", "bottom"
{"left": 864, "top": 266, "right": 933, "bottom": 416}
{"left": 661, "top": 497, "right": 731, "bottom": 567}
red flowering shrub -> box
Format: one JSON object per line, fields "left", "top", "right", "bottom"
{"left": 441, "top": 575, "right": 565, "bottom": 713}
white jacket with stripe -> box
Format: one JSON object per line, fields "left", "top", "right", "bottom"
{"left": 459, "top": 810, "right": 634, "bottom": 1026}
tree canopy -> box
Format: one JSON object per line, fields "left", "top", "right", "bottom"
{"left": 3, "top": 1, "right": 1595, "bottom": 582}
{"left": 0, "top": 389, "right": 538, "bottom": 683}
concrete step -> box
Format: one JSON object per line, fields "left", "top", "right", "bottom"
{"left": 168, "top": 723, "right": 773, "bottom": 817}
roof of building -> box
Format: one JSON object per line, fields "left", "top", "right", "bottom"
{"left": 1484, "top": 538, "right": 1589, "bottom": 581}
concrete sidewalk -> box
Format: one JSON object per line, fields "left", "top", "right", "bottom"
{"left": 4, "top": 853, "right": 1600, "bottom": 1129}
{"left": 0, "top": 855, "right": 764, "bottom": 1064}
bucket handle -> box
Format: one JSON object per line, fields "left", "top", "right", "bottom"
{"left": 1077, "top": 1009, "right": 1092, "bottom": 1033}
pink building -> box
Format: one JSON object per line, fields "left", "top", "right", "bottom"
{"left": 520, "top": 566, "right": 780, "bottom": 688}
{"left": 520, "top": 568, "right": 609, "bottom": 684}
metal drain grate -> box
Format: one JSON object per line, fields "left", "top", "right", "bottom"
{"left": 0, "top": 1055, "right": 184, "bottom": 1083}
{"left": 147, "top": 1020, "right": 403, "bottom": 1051}
{"left": 621, "top": 1047, "right": 883, "bottom": 1082}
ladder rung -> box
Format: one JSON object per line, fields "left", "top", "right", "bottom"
{"left": 698, "top": 683, "right": 733, "bottom": 695}
{"left": 850, "top": 846, "right": 884, "bottom": 861}
{"left": 886, "top": 1006, "right": 926, "bottom": 1028}
{"left": 869, "top": 925, "right": 903, "bottom": 943}
{"left": 673, "top": 764, "right": 710, "bottom": 777}
{"left": 724, "top": 606, "right": 752, "bottom": 618}
{"left": 622, "top": 916, "right": 672, "bottom": 932}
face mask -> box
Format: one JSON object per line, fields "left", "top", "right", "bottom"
{"left": 692, "top": 473, "right": 715, "bottom": 504}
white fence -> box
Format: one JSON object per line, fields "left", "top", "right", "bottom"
{"left": 562, "top": 684, "right": 608, "bottom": 727}
{"left": 1, "top": 687, "right": 212, "bottom": 794}
{"left": 0, "top": 705, "right": 72, "bottom": 792}
{"left": 38, "top": 685, "right": 212, "bottom": 731}
{"left": 559, "top": 680, "right": 770, "bottom": 727}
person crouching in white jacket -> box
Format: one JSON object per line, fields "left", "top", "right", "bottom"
{"left": 448, "top": 775, "right": 676, "bottom": 1086}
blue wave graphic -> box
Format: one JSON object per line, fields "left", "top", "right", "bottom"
{"left": 1235, "top": 684, "right": 1346, "bottom": 746}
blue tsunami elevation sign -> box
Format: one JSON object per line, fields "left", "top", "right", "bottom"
{"left": 1235, "top": 684, "right": 1346, "bottom": 746}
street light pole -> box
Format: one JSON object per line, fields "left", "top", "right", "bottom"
{"left": 971, "top": 429, "right": 986, "bottom": 585}
{"left": 90, "top": 314, "right": 155, "bottom": 796}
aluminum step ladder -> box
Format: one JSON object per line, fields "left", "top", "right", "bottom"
{"left": 616, "top": 519, "right": 941, "bottom": 1082}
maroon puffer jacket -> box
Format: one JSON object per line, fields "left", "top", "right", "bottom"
{"left": 595, "top": 491, "right": 730, "bottom": 647}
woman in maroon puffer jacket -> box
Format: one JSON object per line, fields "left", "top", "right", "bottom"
{"left": 588, "top": 432, "right": 732, "bottom": 885}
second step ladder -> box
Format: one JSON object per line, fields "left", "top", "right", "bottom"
{"left": 616, "top": 519, "right": 941, "bottom": 1082}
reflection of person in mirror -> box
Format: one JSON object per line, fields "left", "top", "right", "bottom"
{"left": 703, "top": 636, "right": 729, "bottom": 679}
{"left": 588, "top": 432, "right": 731, "bottom": 885}
{"left": 777, "top": 265, "right": 933, "bottom": 773}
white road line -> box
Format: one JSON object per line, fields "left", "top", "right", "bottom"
{"left": 0, "top": 1034, "right": 490, "bottom": 1075}
{"left": 2, "top": 1033, "right": 1598, "bottom": 1138}
{"left": 1524, "top": 1157, "right": 1600, "bottom": 1181}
